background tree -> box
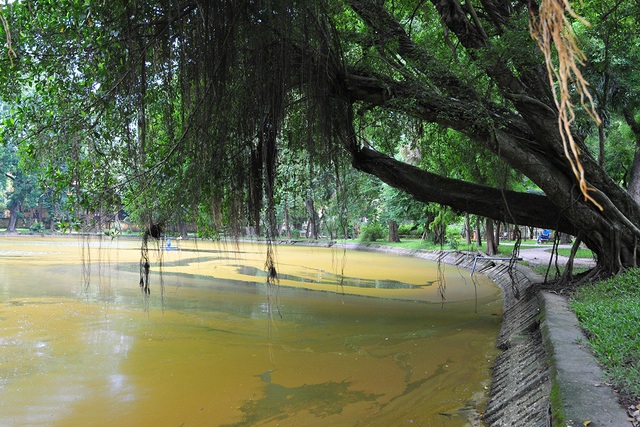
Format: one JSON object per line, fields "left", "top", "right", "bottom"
{"left": 0, "top": 143, "right": 40, "bottom": 232}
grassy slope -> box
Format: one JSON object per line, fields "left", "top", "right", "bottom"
{"left": 570, "top": 269, "right": 640, "bottom": 405}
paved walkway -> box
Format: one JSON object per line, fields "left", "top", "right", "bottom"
{"left": 540, "top": 292, "right": 631, "bottom": 426}
{"left": 515, "top": 243, "right": 596, "bottom": 268}
{"left": 516, "top": 245, "right": 631, "bottom": 425}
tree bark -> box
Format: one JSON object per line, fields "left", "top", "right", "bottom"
{"left": 6, "top": 204, "right": 18, "bottom": 232}
{"left": 465, "top": 213, "right": 471, "bottom": 245}
{"left": 283, "top": 204, "right": 291, "bottom": 239}
{"left": 178, "top": 221, "right": 188, "bottom": 239}
{"left": 485, "top": 217, "right": 497, "bottom": 255}
{"left": 305, "top": 197, "right": 319, "bottom": 239}
{"left": 351, "top": 146, "right": 575, "bottom": 233}
{"left": 388, "top": 220, "right": 400, "bottom": 242}
{"left": 623, "top": 107, "right": 640, "bottom": 203}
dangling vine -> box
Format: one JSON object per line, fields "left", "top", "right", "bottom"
{"left": 543, "top": 230, "right": 563, "bottom": 285}
{"left": 530, "top": 0, "right": 602, "bottom": 209}
{"left": 139, "top": 222, "right": 165, "bottom": 309}
{"left": 508, "top": 225, "right": 522, "bottom": 299}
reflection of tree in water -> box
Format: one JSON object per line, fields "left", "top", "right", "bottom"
{"left": 222, "top": 375, "right": 381, "bottom": 427}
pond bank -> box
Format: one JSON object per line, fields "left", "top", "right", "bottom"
{"left": 288, "top": 241, "right": 629, "bottom": 426}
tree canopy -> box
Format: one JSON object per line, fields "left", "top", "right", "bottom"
{"left": 2, "top": 0, "right": 640, "bottom": 276}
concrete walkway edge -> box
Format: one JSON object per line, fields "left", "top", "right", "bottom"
{"left": 539, "top": 291, "right": 629, "bottom": 427}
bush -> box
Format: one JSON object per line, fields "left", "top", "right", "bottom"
{"left": 446, "top": 224, "right": 463, "bottom": 250}
{"left": 446, "top": 229, "right": 461, "bottom": 250}
{"left": 29, "top": 221, "right": 44, "bottom": 233}
{"left": 359, "top": 222, "right": 386, "bottom": 242}
{"left": 398, "top": 223, "right": 424, "bottom": 237}
{"left": 410, "top": 224, "right": 424, "bottom": 237}
{"left": 398, "top": 224, "right": 412, "bottom": 236}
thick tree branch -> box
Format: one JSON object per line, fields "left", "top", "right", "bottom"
{"left": 351, "top": 145, "right": 575, "bottom": 233}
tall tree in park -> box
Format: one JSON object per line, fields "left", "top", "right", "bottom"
{"left": 0, "top": 143, "right": 39, "bottom": 232}
{"left": 2, "top": 1, "right": 640, "bottom": 276}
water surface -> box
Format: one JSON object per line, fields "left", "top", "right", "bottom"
{"left": 0, "top": 236, "right": 502, "bottom": 426}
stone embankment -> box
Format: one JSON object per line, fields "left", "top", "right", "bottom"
{"left": 311, "top": 242, "right": 630, "bottom": 426}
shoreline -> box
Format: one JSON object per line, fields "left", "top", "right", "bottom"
{"left": 321, "top": 241, "right": 629, "bottom": 426}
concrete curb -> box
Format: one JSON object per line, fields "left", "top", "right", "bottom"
{"left": 539, "top": 292, "right": 629, "bottom": 427}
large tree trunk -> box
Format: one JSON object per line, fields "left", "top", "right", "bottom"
{"left": 387, "top": 220, "right": 400, "bottom": 243}
{"left": 283, "top": 204, "right": 292, "bottom": 239}
{"left": 623, "top": 108, "right": 640, "bottom": 203}
{"left": 178, "top": 221, "right": 188, "bottom": 239}
{"left": 305, "top": 197, "right": 319, "bottom": 239}
{"left": 485, "top": 218, "right": 497, "bottom": 255}
{"left": 351, "top": 143, "right": 636, "bottom": 272}
{"left": 6, "top": 204, "right": 19, "bottom": 232}
{"left": 464, "top": 213, "right": 471, "bottom": 245}
{"left": 352, "top": 147, "right": 574, "bottom": 232}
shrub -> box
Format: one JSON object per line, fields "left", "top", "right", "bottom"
{"left": 398, "top": 224, "right": 412, "bottom": 237}
{"left": 398, "top": 223, "right": 424, "bottom": 237}
{"left": 359, "top": 222, "right": 386, "bottom": 242}
{"left": 29, "top": 221, "right": 44, "bottom": 233}
{"left": 446, "top": 229, "right": 461, "bottom": 250}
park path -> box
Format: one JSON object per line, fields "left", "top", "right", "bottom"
{"left": 516, "top": 244, "right": 596, "bottom": 268}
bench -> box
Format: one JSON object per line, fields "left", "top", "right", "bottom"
{"left": 537, "top": 230, "right": 551, "bottom": 244}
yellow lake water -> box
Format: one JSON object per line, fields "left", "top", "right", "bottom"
{"left": 0, "top": 236, "right": 502, "bottom": 426}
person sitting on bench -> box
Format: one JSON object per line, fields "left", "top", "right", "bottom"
{"left": 537, "top": 229, "right": 551, "bottom": 244}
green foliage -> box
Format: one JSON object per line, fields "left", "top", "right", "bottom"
{"left": 29, "top": 221, "right": 44, "bottom": 233}
{"left": 397, "top": 223, "right": 423, "bottom": 237}
{"left": 378, "top": 184, "right": 427, "bottom": 225}
{"left": 0, "top": 143, "right": 42, "bottom": 228}
{"left": 359, "top": 222, "right": 386, "bottom": 242}
{"left": 571, "top": 269, "right": 640, "bottom": 400}
{"left": 289, "top": 228, "right": 301, "bottom": 239}
{"left": 104, "top": 228, "right": 120, "bottom": 239}
{"left": 56, "top": 218, "right": 81, "bottom": 234}
{"left": 445, "top": 223, "right": 463, "bottom": 250}
{"left": 397, "top": 224, "right": 411, "bottom": 236}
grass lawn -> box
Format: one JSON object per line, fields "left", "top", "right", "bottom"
{"left": 570, "top": 269, "right": 640, "bottom": 405}
{"left": 366, "top": 238, "right": 519, "bottom": 255}
{"left": 547, "top": 247, "right": 595, "bottom": 259}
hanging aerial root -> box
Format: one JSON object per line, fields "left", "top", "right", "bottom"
{"left": 557, "top": 232, "right": 582, "bottom": 288}
{"left": 139, "top": 223, "right": 162, "bottom": 295}
{"left": 508, "top": 226, "right": 522, "bottom": 299}
{"left": 139, "top": 230, "right": 151, "bottom": 295}
{"left": 1, "top": 12, "right": 17, "bottom": 66}
{"left": 264, "top": 241, "right": 282, "bottom": 319}
{"left": 530, "top": 0, "right": 603, "bottom": 210}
